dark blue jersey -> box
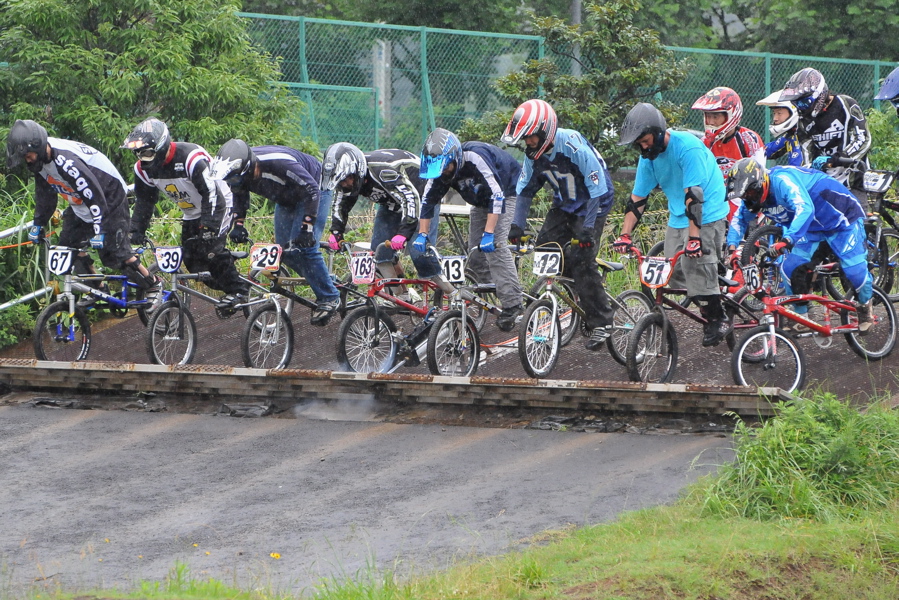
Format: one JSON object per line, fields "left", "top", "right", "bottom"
{"left": 230, "top": 146, "right": 321, "bottom": 220}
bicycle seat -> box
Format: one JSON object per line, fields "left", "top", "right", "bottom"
{"left": 595, "top": 258, "right": 625, "bottom": 272}
{"left": 230, "top": 250, "right": 249, "bottom": 260}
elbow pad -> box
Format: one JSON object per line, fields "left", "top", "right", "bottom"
{"left": 685, "top": 186, "right": 704, "bottom": 227}
{"left": 625, "top": 197, "right": 647, "bottom": 222}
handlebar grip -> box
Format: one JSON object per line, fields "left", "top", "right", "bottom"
{"left": 829, "top": 156, "right": 861, "bottom": 168}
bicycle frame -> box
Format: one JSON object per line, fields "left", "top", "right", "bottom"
{"left": 0, "top": 223, "right": 54, "bottom": 312}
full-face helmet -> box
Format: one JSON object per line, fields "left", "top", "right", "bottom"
{"left": 212, "top": 138, "right": 256, "bottom": 186}
{"left": 727, "top": 157, "right": 770, "bottom": 212}
{"left": 875, "top": 66, "right": 899, "bottom": 116}
{"left": 779, "top": 68, "right": 829, "bottom": 117}
{"left": 321, "top": 142, "right": 367, "bottom": 196}
{"left": 419, "top": 128, "right": 464, "bottom": 180}
{"left": 121, "top": 118, "right": 171, "bottom": 163}
{"left": 691, "top": 86, "right": 743, "bottom": 143}
{"left": 500, "top": 99, "right": 558, "bottom": 160}
{"left": 756, "top": 90, "right": 800, "bottom": 137}
{"left": 6, "top": 119, "right": 49, "bottom": 172}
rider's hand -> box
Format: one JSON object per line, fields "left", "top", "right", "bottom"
{"left": 811, "top": 156, "right": 831, "bottom": 171}
{"left": 479, "top": 231, "right": 496, "bottom": 253}
{"left": 28, "top": 225, "right": 44, "bottom": 244}
{"left": 130, "top": 229, "right": 146, "bottom": 246}
{"left": 328, "top": 232, "right": 344, "bottom": 251}
{"left": 229, "top": 221, "right": 249, "bottom": 244}
{"left": 769, "top": 239, "right": 792, "bottom": 257}
{"left": 198, "top": 226, "right": 218, "bottom": 242}
{"left": 388, "top": 234, "right": 407, "bottom": 250}
{"left": 292, "top": 224, "right": 316, "bottom": 249}
{"left": 612, "top": 233, "right": 632, "bottom": 254}
{"left": 727, "top": 244, "right": 737, "bottom": 253}
{"left": 508, "top": 224, "right": 525, "bottom": 245}
{"left": 89, "top": 233, "right": 105, "bottom": 249}
{"left": 412, "top": 233, "right": 428, "bottom": 253}
{"left": 575, "top": 231, "right": 595, "bottom": 249}
{"left": 685, "top": 236, "right": 704, "bottom": 258}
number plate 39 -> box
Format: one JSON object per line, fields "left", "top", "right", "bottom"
{"left": 154, "top": 246, "right": 184, "bottom": 273}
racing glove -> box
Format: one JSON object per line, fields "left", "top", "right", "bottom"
{"left": 479, "top": 232, "right": 496, "bottom": 253}
{"left": 612, "top": 233, "right": 632, "bottom": 254}
{"left": 769, "top": 239, "right": 792, "bottom": 257}
{"left": 28, "top": 225, "right": 44, "bottom": 244}
{"left": 130, "top": 229, "right": 146, "bottom": 246}
{"left": 292, "top": 223, "right": 316, "bottom": 249}
{"left": 90, "top": 234, "right": 105, "bottom": 249}
{"left": 507, "top": 224, "right": 526, "bottom": 245}
{"left": 575, "top": 231, "right": 595, "bottom": 249}
{"left": 685, "top": 236, "right": 704, "bottom": 258}
{"left": 811, "top": 156, "right": 830, "bottom": 171}
{"left": 388, "top": 234, "right": 407, "bottom": 250}
{"left": 328, "top": 232, "right": 344, "bottom": 251}
{"left": 412, "top": 233, "right": 428, "bottom": 253}
{"left": 229, "top": 221, "right": 249, "bottom": 244}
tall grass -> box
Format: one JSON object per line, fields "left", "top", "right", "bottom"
{"left": 690, "top": 391, "right": 899, "bottom": 522}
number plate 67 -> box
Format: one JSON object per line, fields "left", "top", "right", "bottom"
{"left": 48, "top": 247, "right": 74, "bottom": 275}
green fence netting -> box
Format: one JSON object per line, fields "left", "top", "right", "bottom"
{"left": 240, "top": 13, "right": 896, "bottom": 152}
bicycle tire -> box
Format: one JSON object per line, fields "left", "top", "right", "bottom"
{"left": 739, "top": 224, "right": 787, "bottom": 309}
{"left": 463, "top": 275, "right": 494, "bottom": 333}
{"left": 528, "top": 276, "right": 581, "bottom": 347}
{"left": 607, "top": 289, "right": 653, "bottom": 366}
{"left": 336, "top": 307, "right": 398, "bottom": 373}
{"left": 875, "top": 227, "right": 899, "bottom": 297}
{"left": 33, "top": 300, "right": 91, "bottom": 361}
{"left": 146, "top": 300, "right": 197, "bottom": 365}
{"left": 865, "top": 224, "right": 893, "bottom": 295}
{"left": 242, "top": 303, "right": 294, "bottom": 369}
{"left": 731, "top": 326, "right": 805, "bottom": 393}
{"left": 518, "top": 298, "right": 561, "bottom": 379}
{"left": 842, "top": 285, "right": 897, "bottom": 361}
{"left": 426, "top": 309, "right": 480, "bottom": 377}
{"left": 625, "top": 312, "right": 678, "bottom": 383}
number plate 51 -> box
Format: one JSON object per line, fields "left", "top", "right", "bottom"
{"left": 639, "top": 256, "right": 673, "bottom": 289}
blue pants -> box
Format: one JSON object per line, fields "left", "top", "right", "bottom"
{"left": 274, "top": 202, "right": 339, "bottom": 302}
{"left": 371, "top": 204, "right": 441, "bottom": 278}
{"left": 781, "top": 218, "right": 872, "bottom": 305}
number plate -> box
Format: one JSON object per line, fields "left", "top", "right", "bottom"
{"left": 250, "top": 243, "right": 283, "bottom": 272}
{"left": 47, "top": 247, "right": 74, "bottom": 276}
{"left": 531, "top": 250, "right": 562, "bottom": 276}
{"left": 440, "top": 256, "right": 466, "bottom": 283}
{"left": 639, "top": 256, "right": 673, "bottom": 288}
{"left": 154, "top": 246, "right": 184, "bottom": 273}
{"left": 351, "top": 252, "right": 375, "bottom": 284}
{"left": 863, "top": 170, "right": 895, "bottom": 194}
{"left": 742, "top": 263, "right": 760, "bottom": 292}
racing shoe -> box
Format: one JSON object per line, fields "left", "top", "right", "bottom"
{"left": 856, "top": 299, "right": 873, "bottom": 336}
{"left": 496, "top": 305, "right": 522, "bottom": 332}
{"left": 311, "top": 298, "right": 340, "bottom": 327}
{"left": 216, "top": 293, "right": 247, "bottom": 317}
{"left": 144, "top": 277, "right": 164, "bottom": 314}
{"left": 585, "top": 325, "right": 613, "bottom": 351}
{"left": 702, "top": 318, "right": 733, "bottom": 347}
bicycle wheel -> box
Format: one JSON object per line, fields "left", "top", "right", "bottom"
{"left": 842, "top": 286, "right": 897, "bottom": 361}
{"left": 865, "top": 225, "right": 893, "bottom": 295}
{"left": 426, "top": 309, "right": 480, "bottom": 377}
{"left": 463, "top": 276, "right": 495, "bottom": 333}
{"left": 607, "top": 289, "right": 653, "bottom": 366}
{"left": 731, "top": 326, "right": 805, "bottom": 392}
{"left": 518, "top": 298, "right": 561, "bottom": 378}
{"left": 739, "top": 224, "right": 787, "bottom": 309}
{"left": 625, "top": 312, "right": 678, "bottom": 383}
{"left": 146, "top": 301, "right": 197, "bottom": 365}
{"left": 33, "top": 300, "right": 91, "bottom": 361}
{"left": 241, "top": 303, "right": 294, "bottom": 369}
{"left": 528, "top": 277, "right": 581, "bottom": 347}
{"left": 878, "top": 227, "right": 899, "bottom": 299}
{"left": 336, "top": 307, "right": 398, "bottom": 373}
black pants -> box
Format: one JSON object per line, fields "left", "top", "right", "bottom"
{"left": 535, "top": 208, "right": 614, "bottom": 330}
{"left": 181, "top": 219, "right": 249, "bottom": 295}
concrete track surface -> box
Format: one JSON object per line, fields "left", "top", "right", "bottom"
{"left": 0, "top": 403, "right": 733, "bottom": 594}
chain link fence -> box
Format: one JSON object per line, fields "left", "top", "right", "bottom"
{"left": 240, "top": 13, "right": 896, "bottom": 152}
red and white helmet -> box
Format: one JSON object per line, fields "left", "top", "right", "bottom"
{"left": 500, "top": 99, "right": 558, "bottom": 160}
{"left": 691, "top": 87, "right": 743, "bottom": 143}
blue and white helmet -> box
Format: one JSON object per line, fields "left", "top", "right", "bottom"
{"left": 419, "top": 128, "right": 463, "bottom": 180}
{"left": 875, "top": 66, "right": 899, "bottom": 110}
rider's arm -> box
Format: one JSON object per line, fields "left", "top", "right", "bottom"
{"left": 188, "top": 155, "right": 219, "bottom": 229}
{"left": 619, "top": 193, "right": 648, "bottom": 236}
{"left": 130, "top": 169, "right": 160, "bottom": 235}
{"left": 840, "top": 96, "right": 872, "bottom": 162}
{"left": 32, "top": 176, "right": 57, "bottom": 229}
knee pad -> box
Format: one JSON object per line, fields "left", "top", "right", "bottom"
{"left": 72, "top": 253, "right": 94, "bottom": 276}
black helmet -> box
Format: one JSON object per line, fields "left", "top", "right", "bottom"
{"left": 121, "top": 118, "right": 171, "bottom": 162}
{"left": 6, "top": 119, "right": 49, "bottom": 171}
{"left": 617, "top": 103, "right": 667, "bottom": 160}
{"left": 726, "top": 158, "right": 770, "bottom": 213}
{"left": 321, "top": 142, "right": 367, "bottom": 196}
{"left": 779, "top": 68, "right": 829, "bottom": 117}
{"left": 212, "top": 138, "right": 256, "bottom": 186}
{"left": 419, "top": 128, "right": 463, "bottom": 180}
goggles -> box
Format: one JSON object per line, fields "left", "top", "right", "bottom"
{"left": 133, "top": 148, "right": 156, "bottom": 161}
{"left": 793, "top": 95, "right": 816, "bottom": 113}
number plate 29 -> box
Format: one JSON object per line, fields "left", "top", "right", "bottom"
{"left": 250, "top": 243, "right": 282, "bottom": 272}
{"left": 154, "top": 246, "right": 184, "bottom": 273}
{"left": 351, "top": 252, "right": 375, "bottom": 284}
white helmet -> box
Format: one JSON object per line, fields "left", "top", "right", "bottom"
{"left": 756, "top": 90, "right": 799, "bottom": 138}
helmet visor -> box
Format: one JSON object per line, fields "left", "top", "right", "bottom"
{"left": 419, "top": 154, "right": 446, "bottom": 179}
{"left": 742, "top": 184, "right": 765, "bottom": 210}
{"left": 133, "top": 148, "right": 156, "bottom": 162}
{"left": 793, "top": 95, "right": 816, "bottom": 113}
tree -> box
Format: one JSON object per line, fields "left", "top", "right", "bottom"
{"left": 0, "top": 0, "right": 313, "bottom": 182}
{"left": 459, "top": 0, "right": 689, "bottom": 171}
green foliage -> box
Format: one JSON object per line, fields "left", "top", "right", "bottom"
{"left": 866, "top": 107, "right": 899, "bottom": 171}
{"left": 692, "top": 393, "right": 899, "bottom": 522}
{"left": 458, "top": 0, "right": 689, "bottom": 171}
{"left": 0, "top": 0, "right": 315, "bottom": 183}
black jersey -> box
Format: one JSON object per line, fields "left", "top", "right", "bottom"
{"left": 329, "top": 149, "right": 423, "bottom": 238}
{"left": 230, "top": 146, "right": 322, "bottom": 220}
{"left": 798, "top": 94, "right": 871, "bottom": 185}
{"left": 32, "top": 138, "right": 129, "bottom": 236}
{"left": 131, "top": 141, "right": 232, "bottom": 232}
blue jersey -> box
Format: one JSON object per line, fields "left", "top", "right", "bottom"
{"left": 764, "top": 133, "right": 805, "bottom": 167}
{"left": 727, "top": 166, "right": 865, "bottom": 246}
{"left": 229, "top": 145, "right": 321, "bottom": 220}
{"left": 632, "top": 129, "right": 728, "bottom": 228}
{"left": 421, "top": 141, "right": 520, "bottom": 220}
{"left": 513, "top": 128, "right": 614, "bottom": 230}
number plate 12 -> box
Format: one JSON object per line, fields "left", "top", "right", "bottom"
{"left": 532, "top": 250, "right": 562, "bottom": 276}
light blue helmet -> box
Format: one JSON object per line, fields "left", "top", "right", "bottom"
{"left": 419, "top": 128, "right": 463, "bottom": 180}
